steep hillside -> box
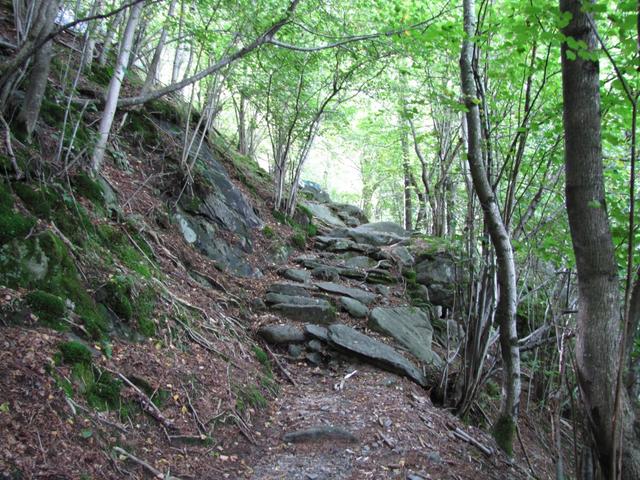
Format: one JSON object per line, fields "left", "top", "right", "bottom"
{"left": 0, "top": 39, "right": 564, "bottom": 480}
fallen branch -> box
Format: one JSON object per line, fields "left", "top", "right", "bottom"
{"left": 448, "top": 423, "right": 494, "bottom": 456}
{"left": 113, "top": 446, "right": 182, "bottom": 480}
{"left": 263, "top": 343, "right": 297, "bottom": 387}
{"left": 108, "top": 369, "right": 175, "bottom": 430}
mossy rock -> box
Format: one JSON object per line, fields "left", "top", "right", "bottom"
{"left": 101, "top": 276, "right": 133, "bottom": 321}
{"left": 59, "top": 340, "right": 92, "bottom": 365}
{"left": 72, "top": 173, "right": 104, "bottom": 205}
{"left": 26, "top": 290, "right": 65, "bottom": 325}
{"left": 0, "top": 231, "right": 108, "bottom": 338}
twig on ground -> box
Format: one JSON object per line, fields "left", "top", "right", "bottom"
{"left": 0, "top": 115, "right": 23, "bottom": 179}
{"left": 516, "top": 421, "right": 537, "bottom": 478}
{"left": 113, "top": 446, "right": 182, "bottom": 480}
{"left": 263, "top": 343, "right": 297, "bottom": 386}
{"left": 448, "top": 423, "right": 494, "bottom": 456}
{"left": 107, "top": 369, "right": 175, "bottom": 430}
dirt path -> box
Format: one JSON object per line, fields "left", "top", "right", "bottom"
{"left": 245, "top": 358, "right": 530, "bottom": 480}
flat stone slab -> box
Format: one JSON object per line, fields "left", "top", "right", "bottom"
{"left": 329, "top": 222, "right": 410, "bottom": 247}
{"left": 369, "top": 307, "right": 441, "bottom": 366}
{"left": 327, "top": 324, "right": 426, "bottom": 387}
{"left": 258, "top": 324, "right": 306, "bottom": 344}
{"left": 281, "top": 268, "right": 311, "bottom": 283}
{"left": 314, "top": 281, "right": 376, "bottom": 306}
{"left": 283, "top": 426, "right": 358, "bottom": 444}
{"left": 268, "top": 283, "right": 312, "bottom": 297}
{"left": 264, "top": 292, "right": 329, "bottom": 307}
{"left": 272, "top": 304, "right": 336, "bottom": 324}
{"left": 339, "top": 296, "right": 368, "bottom": 319}
{"left": 304, "top": 324, "right": 329, "bottom": 342}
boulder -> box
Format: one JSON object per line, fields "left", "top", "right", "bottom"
{"left": 339, "top": 296, "right": 369, "bottom": 319}
{"left": 368, "top": 307, "right": 441, "bottom": 366}
{"left": 311, "top": 266, "right": 341, "bottom": 282}
{"left": 314, "top": 281, "right": 377, "bottom": 306}
{"left": 327, "top": 324, "right": 426, "bottom": 387}
{"left": 329, "top": 222, "right": 410, "bottom": 247}
{"left": 301, "top": 201, "right": 347, "bottom": 231}
{"left": 414, "top": 253, "right": 457, "bottom": 307}
{"left": 299, "top": 181, "right": 332, "bottom": 203}
{"left": 258, "top": 324, "right": 306, "bottom": 345}
{"left": 342, "top": 255, "right": 377, "bottom": 269}
{"left": 389, "top": 245, "right": 415, "bottom": 267}
{"left": 314, "top": 236, "right": 379, "bottom": 255}
{"left": 271, "top": 303, "right": 336, "bottom": 324}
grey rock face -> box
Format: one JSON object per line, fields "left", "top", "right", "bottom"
{"left": 339, "top": 296, "right": 369, "bottom": 319}
{"left": 326, "top": 324, "right": 426, "bottom": 387}
{"left": 315, "top": 281, "right": 377, "bottom": 306}
{"left": 368, "top": 307, "right": 441, "bottom": 366}
{"left": 258, "top": 324, "right": 306, "bottom": 344}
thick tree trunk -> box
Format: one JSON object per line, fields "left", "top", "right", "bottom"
{"left": 460, "top": 0, "right": 521, "bottom": 455}
{"left": 559, "top": 1, "right": 640, "bottom": 478}
{"left": 17, "top": 0, "right": 58, "bottom": 137}
{"left": 91, "top": 1, "right": 144, "bottom": 175}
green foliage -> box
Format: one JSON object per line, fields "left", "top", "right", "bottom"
{"left": 252, "top": 346, "right": 269, "bottom": 368}
{"left": 26, "top": 290, "right": 65, "bottom": 325}
{"left": 87, "top": 64, "right": 114, "bottom": 87}
{"left": 59, "top": 341, "right": 92, "bottom": 365}
{"left": 235, "top": 384, "right": 267, "bottom": 412}
{"left": 95, "top": 224, "right": 153, "bottom": 277}
{"left": 262, "top": 225, "right": 275, "bottom": 238}
{"left": 290, "top": 231, "right": 306, "bottom": 249}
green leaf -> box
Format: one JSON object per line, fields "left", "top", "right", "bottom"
{"left": 80, "top": 429, "right": 93, "bottom": 439}
{"left": 0, "top": 402, "right": 9, "bottom": 413}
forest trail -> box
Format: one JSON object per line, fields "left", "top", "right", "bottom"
{"left": 236, "top": 204, "right": 546, "bottom": 479}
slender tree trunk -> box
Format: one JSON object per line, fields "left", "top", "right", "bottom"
{"left": 81, "top": 0, "right": 103, "bottom": 71}
{"left": 17, "top": 0, "right": 58, "bottom": 137}
{"left": 141, "top": 0, "right": 177, "bottom": 95}
{"left": 400, "top": 115, "right": 413, "bottom": 231}
{"left": 91, "top": 1, "right": 144, "bottom": 175}
{"left": 559, "top": 1, "right": 640, "bottom": 478}
{"left": 99, "top": 9, "right": 124, "bottom": 65}
{"left": 461, "top": 0, "right": 521, "bottom": 455}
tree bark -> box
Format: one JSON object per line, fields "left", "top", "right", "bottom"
{"left": 460, "top": 0, "right": 521, "bottom": 455}
{"left": 90, "top": 1, "right": 144, "bottom": 175}
{"left": 17, "top": 0, "right": 59, "bottom": 137}
{"left": 141, "top": 0, "right": 178, "bottom": 95}
{"left": 559, "top": 1, "right": 640, "bottom": 478}
{"left": 400, "top": 114, "right": 413, "bottom": 231}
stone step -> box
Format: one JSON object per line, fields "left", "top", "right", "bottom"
{"left": 314, "top": 281, "right": 377, "bottom": 306}
{"left": 271, "top": 303, "right": 336, "bottom": 324}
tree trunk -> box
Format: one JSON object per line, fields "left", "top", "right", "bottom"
{"left": 81, "top": 0, "right": 103, "bottom": 72}
{"left": 99, "top": 9, "right": 124, "bottom": 65}
{"left": 461, "top": 0, "right": 521, "bottom": 455}
{"left": 141, "top": 0, "right": 178, "bottom": 95}
{"left": 401, "top": 116, "right": 413, "bottom": 231}
{"left": 559, "top": 1, "right": 640, "bottom": 478}
{"left": 91, "top": 1, "right": 144, "bottom": 175}
{"left": 17, "top": 0, "right": 58, "bottom": 137}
